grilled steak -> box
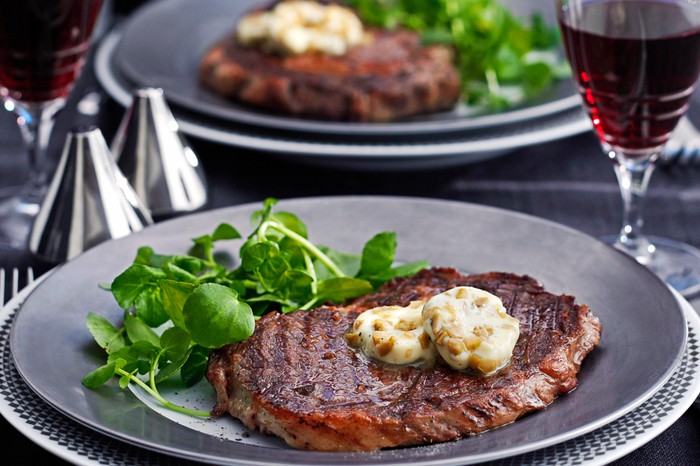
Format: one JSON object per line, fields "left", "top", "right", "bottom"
{"left": 207, "top": 268, "right": 602, "bottom": 451}
{"left": 199, "top": 28, "right": 461, "bottom": 122}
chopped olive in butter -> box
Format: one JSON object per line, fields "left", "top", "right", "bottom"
{"left": 345, "top": 300, "right": 437, "bottom": 365}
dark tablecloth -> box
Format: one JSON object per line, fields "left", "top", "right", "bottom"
{"left": 1, "top": 7, "right": 699, "bottom": 465}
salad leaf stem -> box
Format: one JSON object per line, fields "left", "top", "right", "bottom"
{"left": 115, "top": 367, "right": 210, "bottom": 417}
{"left": 262, "top": 220, "right": 346, "bottom": 278}
{"left": 486, "top": 68, "right": 500, "bottom": 96}
{"left": 303, "top": 250, "right": 318, "bottom": 296}
{"left": 149, "top": 350, "right": 164, "bottom": 393}
{"left": 299, "top": 295, "right": 320, "bottom": 312}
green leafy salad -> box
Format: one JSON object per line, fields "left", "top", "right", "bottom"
{"left": 82, "top": 198, "right": 429, "bottom": 416}
{"left": 348, "top": 0, "right": 570, "bottom": 109}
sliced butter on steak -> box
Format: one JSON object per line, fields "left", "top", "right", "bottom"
{"left": 345, "top": 299, "right": 437, "bottom": 365}
{"left": 422, "top": 286, "right": 520, "bottom": 374}
{"left": 206, "top": 267, "right": 602, "bottom": 452}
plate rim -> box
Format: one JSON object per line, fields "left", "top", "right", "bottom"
{"left": 9, "top": 195, "right": 688, "bottom": 466}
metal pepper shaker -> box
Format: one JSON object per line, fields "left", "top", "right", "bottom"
{"left": 111, "top": 88, "right": 208, "bottom": 218}
{"left": 29, "top": 127, "right": 152, "bottom": 263}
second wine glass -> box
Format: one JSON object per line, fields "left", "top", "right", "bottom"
{"left": 0, "top": 0, "right": 104, "bottom": 249}
{"left": 557, "top": 0, "right": 700, "bottom": 296}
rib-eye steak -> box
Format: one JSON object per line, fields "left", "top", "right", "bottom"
{"left": 199, "top": 28, "right": 461, "bottom": 122}
{"left": 206, "top": 268, "right": 602, "bottom": 451}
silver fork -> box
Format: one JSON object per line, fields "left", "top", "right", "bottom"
{"left": 0, "top": 267, "right": 35, "bottom": 307}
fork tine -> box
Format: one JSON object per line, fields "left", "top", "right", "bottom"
{"left": 27, "top": 267, "right": 34, "bottom": 287}
{"left": 0, "top": 268, "right": 5, "bottom": 308}
{"left": 11, "top": 268, "right": 18, "bottom": 299}
{"left": 10, "top": 267, "right": 19, "bottom": 298}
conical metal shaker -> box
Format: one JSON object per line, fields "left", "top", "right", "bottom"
{"left": 111, "top": 88, "right": 207, "bottom": 217}
{"left": 29, "top": 127, "right": 152, "bottom": 262}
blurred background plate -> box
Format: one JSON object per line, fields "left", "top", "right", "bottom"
{"left": 114, "top": 0, "right": 580, "bottom": 136}
{"left": 95, "top": 28, "right": 591, "bottom": 170}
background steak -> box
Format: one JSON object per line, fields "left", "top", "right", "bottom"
{"left": 199, "top": 28, "right": 461, "bottom": 122}
{"left": 207, "top": 268, "right": 602, "bottom": 451}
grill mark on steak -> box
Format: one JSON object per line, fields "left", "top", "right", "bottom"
{"left": 207, "top": 267, "right": 602, "bottom": 451}
{"left": 199, "top": 28, "right": 461, "bottom": 122}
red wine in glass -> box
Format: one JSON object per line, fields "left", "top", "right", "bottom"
{"left": 558, "top": 0, "right": 700, "bottom": 295}
{"left": 0, "top": 0, "right": 103, "bottom": 103}
{"left": 559, "top": 0, "right": 700, "bottom": 155}
{"left": 0, "top": 0, "right": 103, "bottom": 249}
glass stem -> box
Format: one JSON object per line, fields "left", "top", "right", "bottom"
{"left": 612, "top": 152, "right": 656, "bottom": 264}
{"left": 13, "top": 100, "right": 64, "bottom": 203}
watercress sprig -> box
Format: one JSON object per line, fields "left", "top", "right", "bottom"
{"left": 83, "top": 198, "right": 429, "bottom": 416}
{"left": 348, "top": 0, "right": 569, "bottom": 110}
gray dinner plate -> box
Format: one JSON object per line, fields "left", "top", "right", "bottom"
{"left": 115, "top": 0, "right": 579, "bottom": 136}
{"left": 10, "top": 197, "right": 686, "bottom": 465}
{"left": 96, "top": 28, "right": 590, "bottom": 171}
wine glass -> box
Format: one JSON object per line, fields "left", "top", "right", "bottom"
{"left": 0, "top": 0, "right": 104, "bottom": 249}
{"left": 557, "top": 0, "right": 700, "bottom": 296}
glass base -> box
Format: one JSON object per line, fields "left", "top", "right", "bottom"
{"left": 0, "top": 191, "right": 40, "bottom": 250}
{"left": 601, "top": 234, "right": 700, "bottom": 297}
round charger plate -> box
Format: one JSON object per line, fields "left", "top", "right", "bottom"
{"left": 114, "top": 0, "right": 579, "bottom": 137}
{"left": 9, "top": 196, "right": 687, "bottom": 465}
{"left": 2, "top": 274, "right": 698, "bottom": 465}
